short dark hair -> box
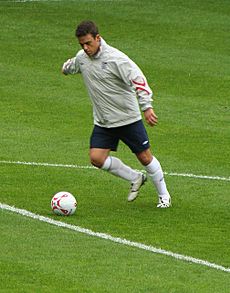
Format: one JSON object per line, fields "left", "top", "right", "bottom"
{"left": 75, "top": 21, "right": 99, "bottom": 38}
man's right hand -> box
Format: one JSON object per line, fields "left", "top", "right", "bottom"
{"left": 62, "top": 59, "right": 72, "bottom": 75}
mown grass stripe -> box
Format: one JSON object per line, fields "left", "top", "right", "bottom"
{"left": 1, "top": 202, "right": 230, "bottom": 273}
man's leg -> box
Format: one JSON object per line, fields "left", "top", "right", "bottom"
{"left": 90, "top": 148, "right": 142, "bottom": 181}
{"left": 136, "top": 148, "right": 171, "bottom": 208}
{"left": 90, "top": 148, "right": 146, "bottom": 198}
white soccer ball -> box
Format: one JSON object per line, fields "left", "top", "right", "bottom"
{"left": 51, "top": 191, "right": 77, "bottom": 216}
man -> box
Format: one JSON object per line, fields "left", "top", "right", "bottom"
{"left": 62, "top": 20, "right": 171, "bottom": 208}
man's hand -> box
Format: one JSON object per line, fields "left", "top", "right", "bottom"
{"left": 144, "top": 108, "right": 158, "bottom": 126}
{"left": 62, "top": 59, "right": 72, "bottom": 75}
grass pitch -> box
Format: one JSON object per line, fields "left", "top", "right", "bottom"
{"left": 0, "top": 0, "right": 230, "bottom": 292}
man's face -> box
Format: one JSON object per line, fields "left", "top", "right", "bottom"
{"left": 78, "top": 34, "right": 101, "bottom": 57}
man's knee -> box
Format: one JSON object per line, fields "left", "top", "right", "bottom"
{"left": 89, "top": 148, "right": 110, "bottom": 168}
{"left": 90, "top": 154, "right": 104, "bottom": 168}
{"left": 136, "top": 149, "right": 153, "bottom": 166}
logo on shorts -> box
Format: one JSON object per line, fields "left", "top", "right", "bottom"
{"left": 142, "top": 140, "right": 149, "bottom": 145}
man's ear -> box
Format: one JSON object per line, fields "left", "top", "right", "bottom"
{"left": 95, "top": 34, "right": 101, "bottom": 42}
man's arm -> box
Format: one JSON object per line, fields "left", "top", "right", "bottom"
{"left": 114, "top": 57, "right": 153, "bottom": 111}
{"left": 130, "top": 71, "right": 158, "bottom": 127}
{"left": 131, "top": 75, "right": 153, "bottom": 111}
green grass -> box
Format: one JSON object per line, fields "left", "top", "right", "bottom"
{"left": 1, "top": 211, "right": 229, "bottom": 293}
{"left": 0, "top": 0, "right": 230, "bottom": 292}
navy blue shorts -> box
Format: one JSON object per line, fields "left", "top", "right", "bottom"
{"left": 90, "top": 120, "right": 150, "bottom": 154}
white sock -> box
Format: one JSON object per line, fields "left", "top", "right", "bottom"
{"left": 101, "top": 156, "right": 139, "bottom": 182}
{"left": 145, "top": 156, "right": 169, "bottom": 196}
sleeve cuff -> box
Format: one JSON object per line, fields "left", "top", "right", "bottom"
{"left": 141, "top": 104, "right": 153, "bottom": 112}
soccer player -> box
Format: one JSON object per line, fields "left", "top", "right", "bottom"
{"left": 62, "top": 20, "right": 171, "bottom": 208}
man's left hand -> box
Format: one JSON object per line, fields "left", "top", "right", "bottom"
{"left": 144, "top": 108, "right": 158, "bottom": 126}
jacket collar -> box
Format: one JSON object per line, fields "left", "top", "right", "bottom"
{"left": 92, "top": 37, "right": 107, "bottom": 59}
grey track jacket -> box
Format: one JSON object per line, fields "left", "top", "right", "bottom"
{"left": 62, "top": 38, "right": 153, "bottom": 128}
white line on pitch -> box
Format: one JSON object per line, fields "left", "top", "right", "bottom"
{"left": 0, "top": 202, "right": 229, "bottom": 273}
{"left": 0, "top": 159, "right": 229, "bottom": 182}
{"left": 0, "top": 160, "right": 96, "bottom": 170}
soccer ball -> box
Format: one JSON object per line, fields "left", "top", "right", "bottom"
{"left": 51, "top": 191, "right": 77, "bottom": 216}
